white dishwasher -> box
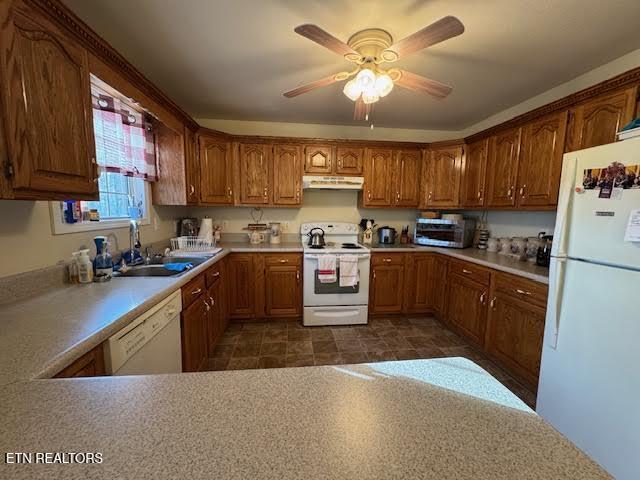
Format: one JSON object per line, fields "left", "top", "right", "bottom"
{"left": 104, "top": 290, "right": 183, "bottom": 375}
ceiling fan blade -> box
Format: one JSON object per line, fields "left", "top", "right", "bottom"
{"left": 381, "top": 16, "right": 464, "bottom": 62}
{"left": 353, "top": 98, "right": 373, "bottom": 121}
{"left": 393, "top": 69, "right": 452, "bottom": 98}
{"left": 294, "top": 24, "right": 360, "bottom": 60}
{"left": 283, "top": 73, "right": 345, "bottom": 98}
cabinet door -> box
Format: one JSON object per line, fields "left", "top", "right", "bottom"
{"left": 199, "top": 136, "right": 233, "bottom": 205}
{"left": 404, "top": 253, "right": 433, "bottom": 313}
{"left": 517, "top": 111, "right": 568, "bottom": 207}
{"left": 431, "top": 255, "right": 448, "bottom": 316}
{"left": 445, "top": 274, "right": 488, "bottom": 346}
{"left": 461, "top": 138, "right": 489, "bottom": 207}
{"left": 1, "top": 4, "right": 97, "bottom": 197}
{"left": 264, "top": 263, "right": 301, "bottom": 317}
{"left": 485, "top": 128, "right": 521, "bottom": 207}
{"left": 181, "top": 297, "right": 208, "bottom": 372}
{"left": 184, "top": 127, "right": 199, "bottom": 204}
{"left": 486, "top": 291, "right": 545, "bottom": 388}
{"left": 363, "top": 148, "right": 394, "bottom": 207}
{"left": 227, "top": 254, "right": 257, "bottom": 318}
{"left": 206, "top": 281, "right": 222, "bottom": 355}
{"left": 238, "top": 143, "right": 270, "bottom": 205}
{"left": 568, "top": 86, "right": 637, "bottom": 151}
{"left": 272, "top": 144, "right": 302, "bottom": 206}
{"left": 54, "top": 344, "right": 105, "bottom": 378}
{"left": 152, "top": 122, "right": 187, "bottom": 205}
{"left": 394, "top": 149, "right": 421, "bottom": 207}
{"left": 336, "top": 147, "right": 363, "bottom": 175}
{"left": 423, "top": 146, "right": 463, "bottom": 208}
{"left": 370, "top": 265, "right": 405, "bottom": 313}
{"left": 304, "top": 144, "right": 333, "bottom": 174}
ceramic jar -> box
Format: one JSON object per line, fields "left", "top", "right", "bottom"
{"left": 487, "top": 238, "right": 500, "bottom": 253}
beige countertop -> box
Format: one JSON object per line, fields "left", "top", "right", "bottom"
{"left": 370, "top": 245, "right": 549, "bottom": 284}
{"left": 0, "top": 358, "right": 609, "bottom": 480}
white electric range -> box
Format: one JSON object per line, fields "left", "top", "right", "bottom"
{"left": 300, "top": 222, "right": 371, "bottom": 326}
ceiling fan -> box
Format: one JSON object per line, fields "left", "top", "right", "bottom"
{"left": 283, "top": 17, "right": 464, "bottom": 121}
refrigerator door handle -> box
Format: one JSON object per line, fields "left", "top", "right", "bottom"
{"left": 551, "top": 155, "right": 577, "bottom": 258}
{"left": 547, "top": 257, "right": 567, "bottom": 349}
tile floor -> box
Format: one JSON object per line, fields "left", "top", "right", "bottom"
{"left": 207, "top": 316, "right": 537, "bottom": 408}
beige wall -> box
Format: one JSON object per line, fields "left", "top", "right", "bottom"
{"left": 0, "top": 201, "right": 184, "bottom": 279}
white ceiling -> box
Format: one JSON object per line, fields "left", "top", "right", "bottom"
{"left": 64, "top": 0, "right": 640, "bottom": 130}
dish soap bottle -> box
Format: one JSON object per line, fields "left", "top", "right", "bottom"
{"left": 77, "top": 249, "right": 94, "bottom": 284}
{"left": 93, "top": 236, "right": 113, "bottom": 277}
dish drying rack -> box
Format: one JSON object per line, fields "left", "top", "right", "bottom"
{"left": 169, "top": 236, "right": 222, "bottom": 257}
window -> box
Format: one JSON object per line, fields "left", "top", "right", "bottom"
{"left": 50, "top": 76, "right": 156, "bottom": 235}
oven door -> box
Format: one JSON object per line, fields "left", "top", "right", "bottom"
{"left": 303, "top": 253, "right": 370, "bottom": 306}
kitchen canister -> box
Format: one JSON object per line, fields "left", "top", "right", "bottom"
{"left": 487, "top": 238, "right": 500, "bottom": 253}
{"left": 477, "top": 229, "right": 490, "bottom": 250}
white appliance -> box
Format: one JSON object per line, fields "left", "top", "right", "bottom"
{"left": 104, "top": 290, "right": 183, "bottom": 375}
{"left": 536, "top": 137, "right": 640, "bottom": 480}
{"left": 302, "top": 175, "right": 364, "bottom": 190}
{"left": 301, "top": 222, "right": 370, "bottom": 326}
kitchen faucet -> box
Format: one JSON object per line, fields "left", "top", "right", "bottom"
{"left": 125, "top": 219, "right": 143, "bottom": 265}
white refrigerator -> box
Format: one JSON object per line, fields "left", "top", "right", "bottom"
{"left": 536, "top": 137, "right": 640, "bottom": 480}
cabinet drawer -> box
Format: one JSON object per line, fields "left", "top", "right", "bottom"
{"left": 182, "top": 274, "right": 206, "bottom": 309}
{"left": 493, "top": 272, "right": 548, "bottom": 309}
{"left": 205, "top": 263, "right": 223, "bottom": 287}
{"left": 263, "top": 253, "right": 302, "bottom": 266}
{"left": 371, "top": 253, "right": 405, "bottom": 266}
{"left": 448, "top": 259, "right": 491, "bottom": 286}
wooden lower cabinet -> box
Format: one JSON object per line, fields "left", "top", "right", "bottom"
{"left": 445, "top": 273, "right": 489, "bottom": 346}
{"left": 370, "top": 253, "right": 405, "bottom": 314}
{"left": 181, "top": 294, "right": 209, "bottom": 372}
{"left": 485, "top": 274, "right": 548, "bottom": 389}
{"left": 228, "top": 253, "right": 302, "bottom": 320}
{"left": 264, "top": 254, "right": 302, "bottom": 317}
{"left": 54, "top": 343, "right": 105, "bottom": 378}
{"left": 431, "top": 255, "right": 449, "bottom": 316}
{"left": 206, "top": 281, "right": 224, "bottom": 355}
{"left": 404, "top": 253, "right": 434, "bottom": 313}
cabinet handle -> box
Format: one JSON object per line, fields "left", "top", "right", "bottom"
{"left": 507, "top": 186, "right": 513, "bottom": 198}
{"left": 203, "top": 299, "right": 210, "bottom": 311}
{"left": 189, "top": 184, "right": 195, "bottom": 195}
{"left": 373, "top": 271, "right": 376, "bottom": 279}
{"left": 480, "top": 292, "right": 486, "bottom": 305}
{"left": 209, "top": 296, "right": 216, "bottom": 306}
{"left": 191, "top": 288, "right": 202, "bottom": 295}
{"left": 477, "top": 190, "right": 482, "bottom": 199}
{"left": 211, "top": 271, "right": 220, "bottom": 278}
{"left": 462, "top": 268, "right": 472, "bottom": 274}
{"left": 515, "top": 288, "right": 532, "bottom": 296}
{"left": 383, "top": 258, "right": 392, "bottom": 263}
{"left": 490, "top": 297, "right": 497, "bottom": 309}
{"left": 338, "top": 159, "right": 342, "bottom": 169}
{"left": 228, "top": 187, "right": 232, "bottom": 197}
{"left": 367, "top": 190, "right": 371, "bottom": 200}
{"left": 296, "top": 189, "right": 300, "bottom": 199}
{"left": 428, "top": 191, "right": 433, "bottom": 202}
{"left": 296, "top": 269, "right": 300, "bottom": 281}
{"left": 279, "top": 259, "right": 288, "bottom": 263}
{"left": 520, "top": 185, "right": 526, "bottom": 197}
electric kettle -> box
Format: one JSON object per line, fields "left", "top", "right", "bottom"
{"left": 307, "top": 227, "right": 326, "bottom": 248}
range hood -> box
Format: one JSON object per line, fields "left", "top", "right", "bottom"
{"left": 302, "top": 175, "right": 364, "bottom": 190}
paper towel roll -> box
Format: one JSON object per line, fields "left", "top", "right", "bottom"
{"left": 198, "top": 218, "right": 213, "bottom": 243}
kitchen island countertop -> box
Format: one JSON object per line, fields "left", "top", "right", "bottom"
{"left": 0, "top": 358, "right": 610, "bottom": 480}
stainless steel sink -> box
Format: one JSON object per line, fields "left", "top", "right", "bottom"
{"left": 114, "top": 256, "right": 210, "bottom": 278}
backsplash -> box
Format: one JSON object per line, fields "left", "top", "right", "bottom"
{"left": 463, "top": 210, "right": 557, "bottom": 238}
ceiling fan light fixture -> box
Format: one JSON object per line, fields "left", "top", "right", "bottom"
{"left": 355, "top": 68, "right": 376, "bottom": 91}
{"left": 361, "top": 88, "right": 379, "bottom": 105}
{"left": 343, "top": 79, "right": 362, "bottom": 101}
{"left": 375, "top": 73, "right": 394, "bottom": 97}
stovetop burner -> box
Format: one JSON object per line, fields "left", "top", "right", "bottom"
{"left": 341, "top": 243, "right": 362, "bottom": 249}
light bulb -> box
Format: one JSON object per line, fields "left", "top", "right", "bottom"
{"left": 355, "top": 69, "right": 376, "bottom": 90}
{"left": 342, "top": 79, "right": 361, "bottom": 101}
{"left": 375, "top": 73, "right": 394, "bottom": 97}
{"left": 361, "top": 87, "right": 379, "bottom": 104}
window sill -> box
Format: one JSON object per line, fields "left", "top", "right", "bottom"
{"left": 49, "top": 203, "right": 150, "bottom": 235}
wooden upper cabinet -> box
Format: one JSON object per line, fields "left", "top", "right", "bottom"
{"left": 199, "top": 135, "right": 233, "bottom": 205}
{"left": 485, "top": 128, "right": 521, "bottom": 208}
{"left": 272, "top": 144, "right": 302, "bottom": 206}
{"left": 152, "top": 121, "right": 186, "bottom": 205}
{"left": 423, "top": 145, "right": 463, "bottom": 208}
{"left": 335, "top": 147, "right": 364, "bottom": 175}
{"left": 237, "top": 143, "right": 270, "bottom": 205}
{"left": 1, "top": 3, "right": 97, "bottom": 198}
{"left": 462, "top": 139, "right": 489, "bottom": 207}
{"left": 394, "top": 149, "right": 422, "bottom": 207}
{"left": 567, "top": 86, "right": 637, "bottom": 152}
{"left": 304, "top": 144, "right": 333, "bottom": 174}
{"left": 363, "top": 148, "right": 394, "bottom": 206}
{"left": 518, "top": 111, "right": 568, "bottom": 207}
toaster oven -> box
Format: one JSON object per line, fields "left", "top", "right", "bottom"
{"left": 414, "top": 218, "right": 476, "bottom": 248}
